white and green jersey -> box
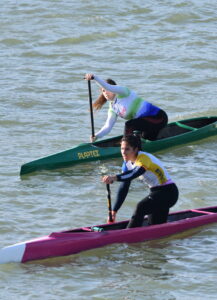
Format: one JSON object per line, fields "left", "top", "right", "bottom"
{"left": 94, "top": 75, "right": 160, "bottom": 139}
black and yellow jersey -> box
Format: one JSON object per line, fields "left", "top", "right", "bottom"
{"left": 117, "top": 151, "right": 173, "bottom": 188}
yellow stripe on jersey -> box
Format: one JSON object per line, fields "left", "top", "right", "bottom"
{"left": 135, "top": 152, "right": 168, "bottom": 185}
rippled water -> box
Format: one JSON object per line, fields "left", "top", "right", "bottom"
{"left": 1, "top": 0, "right": 217, "bottom": 299}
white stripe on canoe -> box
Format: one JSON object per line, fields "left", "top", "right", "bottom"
{"left": 0, "top": 242, "right": 26, "bottom": 264}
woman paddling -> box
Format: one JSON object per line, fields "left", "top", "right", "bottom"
{"left": 102, "top": 135, "right": 179, "bottom": 228}
{"left": 84, "top": 73, "right": 168, "bottom": 142}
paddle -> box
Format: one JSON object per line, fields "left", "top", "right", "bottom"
{"left": 106, "top": 184, "right": 113, "bottom": 223}
{"left": 88, "top": 80, "right": 95, "bottom": 139}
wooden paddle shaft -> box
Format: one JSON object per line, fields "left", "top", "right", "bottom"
{"left": 88, "top": 80, "right": 95, "bottom": 137}
{"left": 106, "top": 184, "right": 113, "bottom": 222}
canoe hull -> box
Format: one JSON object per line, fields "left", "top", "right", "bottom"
{"left": 1, "top": 206, "right": 217, "bottom": 264}
{"left": 20, "top": 116, "right": 217, "bottom": 175}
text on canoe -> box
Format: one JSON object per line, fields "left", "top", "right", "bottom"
{"left": 78, "top": 150, "right": 100, "bottom": 159}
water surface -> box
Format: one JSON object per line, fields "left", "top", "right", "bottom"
{"left": 1, "top": 1, "right": 217, "bottom": 299}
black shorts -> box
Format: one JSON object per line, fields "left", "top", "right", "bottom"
{"left": 127, "top": 183, "right": 179, "bottom": 228}
{"left": 124, "top": 109, "right": 168, "bottom": 140}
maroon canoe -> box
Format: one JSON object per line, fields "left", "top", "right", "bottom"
{"left": 0, "top": 205, "right": 217, "bottom": 264}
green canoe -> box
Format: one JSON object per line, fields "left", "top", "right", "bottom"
{"left": 20, "top": 116, "right": 217, "bottom": 176}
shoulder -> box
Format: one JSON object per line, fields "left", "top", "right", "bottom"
{"left": 117, "top": 87, "right": 131, "bottom": 98}
{"left": 121, "top": 161, "right": 133, "bottom": 172}
{"left": 121, "top": 161, "right": 128, "bottom": 172}
{"left": 136, "top": 151, "right": 162, "bottom": 167}
{"left": 135, "top": 151, "right": 152, "bottom": 167}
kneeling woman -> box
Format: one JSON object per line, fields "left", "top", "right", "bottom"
{"left": 102, "top": 135, "right": 179, "bottom": 228}
{"left": 84, "top": 73, "right": 168, "bottom": 142}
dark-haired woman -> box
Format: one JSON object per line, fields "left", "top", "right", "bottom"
{"left": 84, "top": 73, "right": 168, "bottom": 142}
{"left": 102, "top": 135, "right": 178, "bottom": 228}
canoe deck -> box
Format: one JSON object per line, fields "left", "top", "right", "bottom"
{"left": 20, "top": 116, "right": 217, "bottom": 175}
{"left": 91, "top": 116, "right": 217, "bottom": 148}
{"left": 65, "top": 205, "right": 217, "bottom": 233}
{"left": 1, "top": 205, "right": 217, "bottom": 264}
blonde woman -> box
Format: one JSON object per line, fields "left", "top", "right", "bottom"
{"left": 84, "top": 73, "right": 168, "bottom": 142}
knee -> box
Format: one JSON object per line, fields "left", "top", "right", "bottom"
{"left": 135, "top": 198, "right": 149, "bottom": 211}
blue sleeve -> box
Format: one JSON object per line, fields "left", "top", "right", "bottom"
{"left": 112, "top": 166, "right": 146, "bottom": 212}
{"left": 116, "top": 166, "right": 145, "bottom": 182}
{"left": 113, "top": 181, "right": 131, "bottom": 212}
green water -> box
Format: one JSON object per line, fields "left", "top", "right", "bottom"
{"left": 0, "top": 0, "right": 217, "bottom": 299}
